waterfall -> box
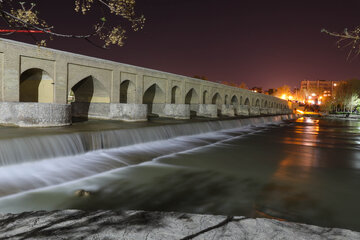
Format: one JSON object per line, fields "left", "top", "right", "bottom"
{"left": 0, "top": 115, "right": 295, "bottom": 166}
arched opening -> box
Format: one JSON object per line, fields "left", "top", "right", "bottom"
{"left": 255, "top": 99, "right": 260, "bottom": 107}
{"left": 20, "top": 68, "right": 53, "bottom": 103}
{"left": 71, "top": 76, "right": 110, "bottom": 103}
{"left": 212, "top": 93, "right": 222, "bottom": 105}
{"left": 240, "top": 96, "right": 243, "bottom": 105}
{"left": 120, "top": 80, "right": 136, "bottom": 103}
{"left": 231, "top": 95, "right": 238, "bottom": 106}
{"left": 225, "top": 95, "right": 229, "bottom": 105}
{"left": 185, "top": 88, "right": 199, "bottom": 104}
{"left": 264, "top": 100, "right": 268, "bottom": 108}
{"left": 143, "top": 84, "right": 165, "bottom": 104}
{"left": 171, "top": 86, "right": 181, "bottom": 104}
{"left": 244, "top": 98, "right": 250, "bottom": 106}
{"left": 231, "top": 95, "right": 239, "bottom": 115}
{"left": 70, "top": 76, "right": 110, "bottom": 121}
{"left": 202, "top": 90, "right": 208, "bottom": 104}
{"left": 212, "top": 93, "right": 222, "bottom": 115}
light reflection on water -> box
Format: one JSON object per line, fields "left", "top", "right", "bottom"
{"left": 0, "top": 117, "right": 360, "bottom": 231}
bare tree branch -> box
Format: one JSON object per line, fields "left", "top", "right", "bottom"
{"left": 322, "top": 27, "right": 360, "bottom": 60}
{"left": 0, "top": 0, "right": 145, "bottom": 47}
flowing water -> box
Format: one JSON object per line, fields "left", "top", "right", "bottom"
{"left": 0, "top": 115, "right": 359, "bottom": 231}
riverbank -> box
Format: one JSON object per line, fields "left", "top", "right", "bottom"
{"left": 0, "top": 210, "right": 358, "bottom": 239}
{"left": 321, "top": 113, "right": 360, "bottom": 120}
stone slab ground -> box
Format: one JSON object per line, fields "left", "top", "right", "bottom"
{"left": 0, "top": 210, "right": 359, "bottom": 240}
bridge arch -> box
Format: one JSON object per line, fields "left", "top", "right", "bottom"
{"left": 185, "top": 88, "right": 199, "bottom": 104}
{"left": 224, "top": 94, "right": 229, "bottom": 105}
{"left": 202, "top": 90, "right": 208, "bottom": 104}
{"left": 143, "top": 83, "right": 165, "bottom": 104}
{"left": 264, "top": 100, "right": 268, "bottom": 108}
{"left": 244, "top": 97, "right": 250, "bottom": 106}
{"left": 120, "top": 80, "right": 136, "bottom": 103}
{"left": 70, "top": 75, "right": 110, "bottom": 103}
{"left": 231, "top": 95, "right": 239, "bottom": 115}
{"left": 171, "top": 86, "right": 181, "bottom": 104}
{"left": 255, "top": 99, "right": 260, "bottom": 107}
{"left": 20, "top": 68, "right": 54, "bottom": 103}
{"left": 231, "top": 95, "right": 239, "bottom": 106}
{"left": 212, "top": 93, "right": 222, "bottom": 106}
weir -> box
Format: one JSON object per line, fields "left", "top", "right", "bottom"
{"left": 0, "top": 115, "right": 296, "bottom": 166}
{"left": 0, "top": 114, "right": 297, "bottom": 199}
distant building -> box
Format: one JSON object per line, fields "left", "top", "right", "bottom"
{"left": 300, "top": 80, "right": 338, "bottom": 104}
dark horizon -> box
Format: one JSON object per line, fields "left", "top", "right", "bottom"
{"left": 2, "top": 0, "right": 360, "bottom": 90}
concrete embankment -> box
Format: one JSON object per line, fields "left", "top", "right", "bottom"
{"left": 0, "top": 210, "right": 359, "bottom": 239}
{"left": 321, "top": 113, "right": 360, "bottom": 120}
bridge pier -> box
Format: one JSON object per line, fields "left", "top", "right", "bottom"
{"left": 151, "top": 104, "right": 190, "bottom": 119}
{"left": 192, "top": 104, "right": 218, "bottom": 118}
{"left": 0, "top": 102, "right": 71, "bottom": 127}
{"left": 260, "top": 108, "right": 269, "bottom": 115}
{"left": 109, "top": 104, "right": 147, "bottom": 121}
{"left": 221, "top": 105, "right": 235, "bottom": 116}
{"left": 268, "top": 108, "right": 277, "bottom": 115}
{"left": 71, "top": 103, "right": 147, "bottom": 121}
{"left": 249, "top": 107, "right": 261, "bottom": 116}
{"left": 237, "top": 106, "right": 250, "bottom": 116}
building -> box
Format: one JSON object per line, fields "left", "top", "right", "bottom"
{"left": 300, "top": 80, "right": 338, "bottom": 104}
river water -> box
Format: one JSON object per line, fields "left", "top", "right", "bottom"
{"left": 0, "top": 116, "right": 359, "bottom": 231}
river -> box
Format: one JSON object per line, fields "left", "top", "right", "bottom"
{"left": 0, "top": 116, "right": 359, "bottom": 231}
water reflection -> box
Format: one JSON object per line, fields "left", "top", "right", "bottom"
{"left": 0, "top": 117, "right": 360, "bottom": 231}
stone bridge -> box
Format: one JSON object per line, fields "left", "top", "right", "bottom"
{"left": 0, "top": 38, "right": 291, "bottom": 127}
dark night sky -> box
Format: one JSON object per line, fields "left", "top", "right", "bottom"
{"left": 3, "top": 0, "right": 360, "bottom": 89}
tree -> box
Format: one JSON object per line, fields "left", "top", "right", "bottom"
{"left": 274, "top": 85, "right": 291, "bottom": 99}
{"left": 238, "top": 82, "right": 248, "bottom": 89}
{"left": 0, "top": 0, "right": 145, "bottom": 48}
{"left": 193, "top": 75, "right": 208, "bottom": 80}
{"left": 330, "top": 79, "right": 360, "bottom": 112}
{"left": 322, "top": 27, "right": 360, "bottom": 59}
